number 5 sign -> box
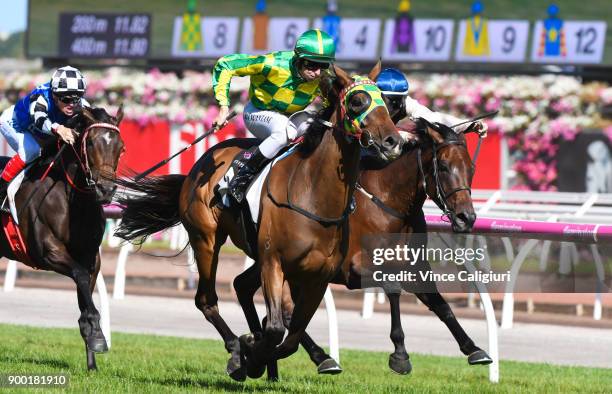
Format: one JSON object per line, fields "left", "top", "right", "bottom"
{"left": 381, "top": 19, "right": 454, "bottom": 61}
{"left": 531, "top": 21, "right": 607, "bottom": 64}
{"left": 313, "top": 18, "right": 381, "bottom": 60}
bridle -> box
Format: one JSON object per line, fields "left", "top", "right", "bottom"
{"left": 416, "top": 132, "right": 473, "bottom": 220}
{"left": 62, "top": 122, "right": 121, "bottom": 192}
{"left": 337, "top": 77, "right": 388, "bottom": 149}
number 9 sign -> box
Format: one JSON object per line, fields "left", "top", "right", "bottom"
{"left": 455, "top": 20, "right": 529, "bottom": 62}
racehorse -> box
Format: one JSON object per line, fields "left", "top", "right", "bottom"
{"left": 0, "top": 106, "right": 125, "bottom": 370}
{"left": 114, "top": 63, "right": 403, "bottom": 381}
{"left": 234, "top": 119, "right": 493, "bottom": 379}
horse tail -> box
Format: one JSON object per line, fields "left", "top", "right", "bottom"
{"left": 114, "top": 174, "right": 186, "bottom": 244}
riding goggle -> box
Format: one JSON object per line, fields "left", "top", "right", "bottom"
{"left": 382, "top": 94, "right": 406, "bottom": 112}
{"left": 302, "top": 60, "right": 330, "bottom": 71}
{"left": 56, "top": 94, "right": 82, "bottom": 105}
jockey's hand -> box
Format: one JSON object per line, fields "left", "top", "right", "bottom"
{"left": 213, "top": 106, "right": 230, "bottom": 128}
{"left": 470, "top": 121, "right": 488, "bottom": 138}
{"left": 398, "top": 130, "right": 419, "bottom": 146}
{"left": 55, "top": 125, "right": 76, "bottom": 145}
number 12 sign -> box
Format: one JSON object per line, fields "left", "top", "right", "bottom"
{"left": 531, "top": 21, "right": 607, "bottom": 64}
{"left": 381, "top": 19, "right": 454, "bottom": 62}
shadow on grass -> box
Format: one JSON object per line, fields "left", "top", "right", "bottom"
{"left": 133, "top": 375, "right": 261, "bottom": 392}
{"left": 0, "top": 354, "right": 71, "bottom": 369}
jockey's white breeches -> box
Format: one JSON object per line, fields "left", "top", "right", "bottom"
{"left": 243, "top": 102, "right": 304, "bottom": 159}
{"left": 0, "top": 105, "right": 42, "bottom": 163}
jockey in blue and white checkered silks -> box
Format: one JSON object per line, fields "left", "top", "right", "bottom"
{"left": 0, "top": 66, "right": 90, "bottom": 198}
{"left": 375, "top": 68, "right": 488, "bottom": 140}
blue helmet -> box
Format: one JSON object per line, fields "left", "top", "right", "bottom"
{"left": 472, "top": 0, "right": 484, "bottom": 14}
{"left": 376, "top": 68, "right": 409, "bottom": 96}
{"left": 547, "top": 4, "right": 559, "bottom": 17}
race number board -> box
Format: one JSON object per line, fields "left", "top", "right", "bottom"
{"left": 531, "top": 21, "right": 607, "bottom": 64}
{"left": 313, "top": 18, "right": 381, "bottom": 60}
{"left": 381, "top": 19, "right": 454, "bottom": 61}
{"left": 455, "top": 20, "right": 529, "bottom": 62}
{"left": 59, "top": 13, "right": 151, "bottom": 58}
{"left": 240, "top": 18, "right": 310, "bottom": 54}
{"left": 171, "top": 17, "right": 240, "bottom": 57}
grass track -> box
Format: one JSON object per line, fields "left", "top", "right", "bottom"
{"left": 0, "top": 323, "right": 610, "bottom": 393}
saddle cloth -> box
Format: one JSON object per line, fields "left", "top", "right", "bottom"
{"left": 217, "top": 144, "right": 298, "bottom": 224}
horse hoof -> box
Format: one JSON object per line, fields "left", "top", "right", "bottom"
{"left": 317, "top": 358, "right": 343, "bottom": 375}
{"left": 88, "top": 337, "right": 108, "bottom": 354}
{"left": 468, "top": 350, "right": 493, "bottom": 365}
{"left": 389, "top": 353, "right": 412, "bottom": 375}
{"left": 246, "top": 361, "right": 266, "bottom": 379}
{"left": 226, "top": 357, "right": 246, "bottom": 382}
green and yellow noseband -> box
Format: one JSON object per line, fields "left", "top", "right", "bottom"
{"left": 339, "top": 76, "right": 387, "bottom": 136}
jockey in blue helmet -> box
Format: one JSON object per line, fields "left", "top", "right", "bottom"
{"left": 0, "top": 66, "right": 90, "bottom": 200}
{"left": 375, "top": 68, "right": 488, "bottom": 136}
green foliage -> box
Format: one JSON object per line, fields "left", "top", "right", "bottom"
{"left": 0, "top": 32, "right": 24, "bottom": 58}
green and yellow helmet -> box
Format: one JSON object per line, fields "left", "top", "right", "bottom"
{"left": 294, "top": 29, "right": 336, "bottom": 63}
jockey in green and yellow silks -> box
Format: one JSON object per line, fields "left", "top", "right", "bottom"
{"left": 212, "top": 29, "right": 336, "bottom": 203}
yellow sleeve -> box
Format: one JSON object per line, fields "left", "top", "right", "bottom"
{"left": 212, "top": 54, "right": 266, "bottom": 106}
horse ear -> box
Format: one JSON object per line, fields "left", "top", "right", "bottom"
{"left": 426, "top": 125, "right": 446, "bottom": 144}
{"left": 368, "top": 59, "right": 382, "bottom": 81}
{"left": 332, "top": 64, "right": 352, "bottom": 88}
{"left": 115, "top": 103, "right": 124, "bottom": 124}
{"left": 81, "top": 106, "right": 97, "bottom": 124}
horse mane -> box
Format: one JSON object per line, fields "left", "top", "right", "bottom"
{"left": 65, "top": 107, "right": 114, "bottom": 133}
{"left": 297, "top": 73, "right": 339, "bottom": 155}
{"left": 297, "top": 105, "right": 335, "bottom": 155}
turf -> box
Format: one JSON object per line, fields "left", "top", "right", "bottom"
{"left": 0, "top": 323, "right": 610, "bottom": 393}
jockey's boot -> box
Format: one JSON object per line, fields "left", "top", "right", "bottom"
{"left": 0, "top": 154, "right": 26, "bottom": 208}
{"left": 229, "top": 147, "right": 270, "bottom": 204}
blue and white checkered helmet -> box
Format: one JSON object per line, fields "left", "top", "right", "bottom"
{"left": 50, "top": 66, "right": 87, "bottom": 95}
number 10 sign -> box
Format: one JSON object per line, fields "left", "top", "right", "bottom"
{"left": 381, "top": 19, "right": 454, "bottom": 62}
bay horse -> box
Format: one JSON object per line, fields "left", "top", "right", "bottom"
{"left": 234, "top": 119, "right": 493, "bottom": 379}
{"left": 0, "top": 106, "right": 125, "bottom": 370}
{"left": 115, "top": 63, "right": 403, "bottom": 381}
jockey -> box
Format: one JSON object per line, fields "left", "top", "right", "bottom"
{"left": 0, "top": 66, "right": 89, "bottom": 198}
{"left": 212, "top": 29, "right": 336, "bottom": 203}
{"left": 375, "top": 68, "right": 488, "bottom": 136}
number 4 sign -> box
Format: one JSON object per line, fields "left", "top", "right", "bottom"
{"left": 313, "top": 18, "right": 381, "bottom": 60}
{"left": 531, "top": 21, "right": 607, "bottom": 64}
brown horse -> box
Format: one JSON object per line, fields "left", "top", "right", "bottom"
{"left": 234, "top": 119, "right": 492, "bottom": 379}
{"left": 115, "top": 63, "right": 403, "bottom": 381}
{"left": 0, "top": 106, "right": 125, "bottom": 370}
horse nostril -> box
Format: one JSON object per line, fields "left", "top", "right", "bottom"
{"left": 383, "top": 135, "right": 399, "bottom": 149}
